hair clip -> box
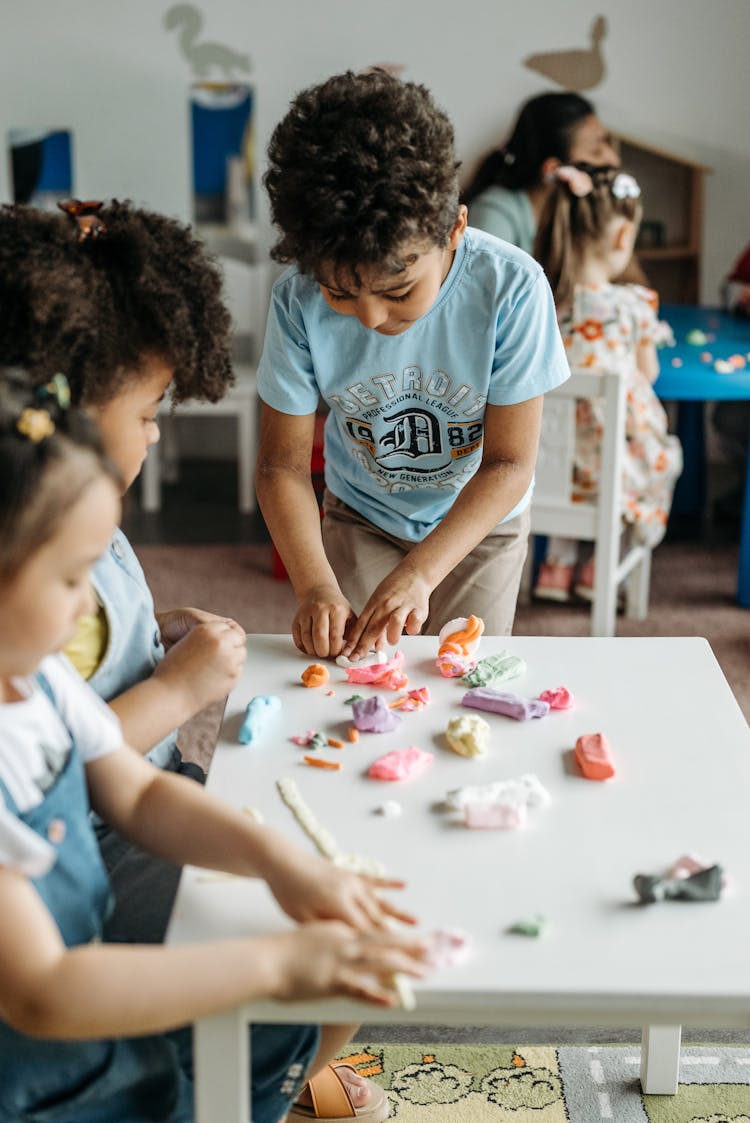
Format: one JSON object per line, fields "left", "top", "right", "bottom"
{"left": 57, "top": 199, "right": 107, "bottom": 242}
{"left": 16, "top": 407, "right": 56, "bottom": 443}
{"left": 36, "top": 372, "right": 71, "bottom": 411}
{"left": 555, "top": 165, "right": 594, "bottom": 197}
{"left": 611, "top": 173, "right": 641, "bottom": 200}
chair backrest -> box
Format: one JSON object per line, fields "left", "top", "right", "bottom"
{"left": 531, "top": 368, "right": 633, "bottom": 636}
{"left": 532, "top": 369, "right": 625, "bottom": 546}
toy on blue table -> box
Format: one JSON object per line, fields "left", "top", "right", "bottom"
{"left": 238, "top": 694, "right": 281, "bottom": 744}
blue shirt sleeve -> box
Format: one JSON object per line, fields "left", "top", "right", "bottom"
{"left": 256, "top": 278, "right": 320, "bottom": 415}
{"left": 488, "top": 272, "right": 570, "bottom": 405}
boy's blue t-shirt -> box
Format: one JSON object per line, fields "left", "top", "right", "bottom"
{"left": 257, "top": 228, "right": 569, "bottom": 542}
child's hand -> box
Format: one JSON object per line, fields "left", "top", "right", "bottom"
{"left": 293, "top": 584, "right": 356, "bottom": 658}
{"left": 156, "top": 606, "right": 245, "bottom": 651}
{"left": 153, "top": 619, "right": 246, "bottom": 712}
{"left": 267, "top": 853, "right": 418, "bottom": 932}
{"left": 270, "top": 921, "right": 429, "bottom": 1006}
{"left": 341, "top": 566, "right": 430, "bottom": 661}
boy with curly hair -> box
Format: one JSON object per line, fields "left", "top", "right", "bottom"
{"left": 257, "top": 70, "right": 570, "bottom": 659}
{"left": 0, "top": 200, "right": 247, "bottom": 942}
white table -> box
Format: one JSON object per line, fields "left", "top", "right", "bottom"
{"left": 167, "top": 634, "right": 750, "bottom": 1120}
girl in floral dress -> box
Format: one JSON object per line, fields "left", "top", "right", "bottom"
{"left": 531, "top": 164, "right": 682, "bottom": 601}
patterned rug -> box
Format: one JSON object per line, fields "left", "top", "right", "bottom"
{"left": 336, "top": 1042, "right": 750, "bottom": 1121}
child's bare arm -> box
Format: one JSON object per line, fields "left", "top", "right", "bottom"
{"left": 256, "top": 404, "right": 355, "bottom": 656}
{"left": 106, "top": 619, "right": 246, "bottom": 754}
{"left": 636, "top": 338, "right": 660, "bottom": 384}
{"left": 0, "top": 869, "right": 427, "bottom": 1039}
{"left": 86, "top": 748, "right": 416, "bottom": 931}
{"left": 343, "top": 397, "right": 543, "bottom": 658}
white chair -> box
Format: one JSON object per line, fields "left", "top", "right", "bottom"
{"left": 526, "top": 368, "right": 652, "bottom": 637}
{"left": 140, "top": 254, "right": 270, "bottom": 514}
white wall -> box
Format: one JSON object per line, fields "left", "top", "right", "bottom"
{"left": 2, "top": 0, "right": 749, "bottom": 301}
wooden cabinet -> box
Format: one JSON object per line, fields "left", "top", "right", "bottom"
{"left": 613, "top": 132, "right": 710, "bottom": 304}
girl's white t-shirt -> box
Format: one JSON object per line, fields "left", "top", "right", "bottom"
{"left": 0, "top": 654, "right": 122, "bottom": 877}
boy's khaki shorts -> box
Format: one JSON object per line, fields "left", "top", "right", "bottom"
{"left": 321, "top": 490, "right": 530, "bottom": 637}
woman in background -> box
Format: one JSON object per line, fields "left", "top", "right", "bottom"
{"left": 464, "top": 93, "right": 618, "bottom": 250}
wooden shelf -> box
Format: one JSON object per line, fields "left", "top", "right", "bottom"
{"left": 637, "top": 246, "right": 699, "bottom": 262}
{"left": 613, "top": 132, "right": 710, "bottom": 304}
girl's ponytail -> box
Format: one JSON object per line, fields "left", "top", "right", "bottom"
{"left": 533, "top": 164, "right": 642, "bottom": 306}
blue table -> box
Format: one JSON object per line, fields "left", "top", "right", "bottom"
{"left": 655, "top": 305, "right": 750, "bottom": 606}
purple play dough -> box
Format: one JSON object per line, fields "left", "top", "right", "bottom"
{"left": 352, "top": 695, "right": 402, "bottom": 732}
{"left": 461, "top": 688, "right": 549, "bottom": 721}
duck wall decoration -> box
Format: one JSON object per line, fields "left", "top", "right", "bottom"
{"left": 523, "top": 15, "right": 607, "bottom": 91}
{"left": 164, "top": 4, "right": 250, "bottom": 80}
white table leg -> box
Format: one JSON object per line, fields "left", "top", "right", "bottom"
{"left": 640, "top": 1024, "right": 681, "bottom": 1094}
{"left": 194, "top": 1009, "right": 249, "bottom": 1123}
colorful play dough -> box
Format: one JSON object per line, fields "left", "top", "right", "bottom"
{"left": 422, "top": 928, "right": 473, "bottom": 968}
{"left": 509, "top": 913, "right": 547, "bottom": 937}
{"left": 301, "top": 663, "right": 330, "bottom": 688}
{"left": 276, "top": 777, "right": 385, "bottom": 876}
{"left": 464, "top": 801, "right": 527, "bottom": 829}
{"left": 538, "top": 685, "right": 574, "bottom": 710}
{"left": 633, "top": 863, "right": 724, "bottom": 904}
{"left": 446, "top": 773, "right": 550, "bottom": 830}
{"left": 462, "top": 688, "right": 549, "bottom": 721}
{"left": 390, "top": 686, "right": 431, "bottom": 711}
{"left": 336, "top": 650, "right": 386, "bottom": 669}
{"left": 345, "top": 650, "right": 408, "bottom": 690}
{"left": 436, "top": 615, "right": 484, "bottom": 677}
{"left": 352, "top": 695, "right": 402, "bottom": 733}
{"left": 238, "top": 695, "right": 281, "bottom": 744}
{"left": 375, "top": 800, "right": 403, "bottom": 818}
{"left": 574, "top": 732, "right": 615, "bottom": 780}
{"left": 462, "top": 651, "right": 526, "bottom": 688}
{"left": 368, "top": 746, "right": 434, "bottom": 781}
{"left": 445, "top": 713, "right": 490, "bottom": 758}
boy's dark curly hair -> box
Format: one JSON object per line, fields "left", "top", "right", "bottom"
{"left": 264, "top": 70, "right": 461, "bottom": 279}
{"left": 0, "top": 201, "right": 233, "bottom": 406}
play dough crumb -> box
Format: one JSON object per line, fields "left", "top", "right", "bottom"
{"left": 508, "top": 913, "right": 547, "bottom": 937}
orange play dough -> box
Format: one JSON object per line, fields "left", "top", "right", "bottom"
{"left": 301, "top": 663, "right": 330, "bottom": 688}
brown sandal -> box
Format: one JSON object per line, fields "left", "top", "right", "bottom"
{"left": 287, "top": 1063, "right": 388, "bottom": 1121}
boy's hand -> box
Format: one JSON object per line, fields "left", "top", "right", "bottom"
{"left": 341, "top": 566, "right": 430, "bottom": 660}
{"left": 153, "top": 619, "right": 246, "bottom": 712}
{"left": 293, "top": 584, "right": 356, "bottom": 658}
{"left": 270, "top": 922, "right": 429, "bottom": 1006}
{"left": 266, "top": 852, "right": 417, "bottom": 932}
{"left": 156, "top": 606, "right": 245, "bottom": 651}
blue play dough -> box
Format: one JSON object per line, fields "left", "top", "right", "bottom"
{"left": 239, "top": 695, "right": 281, "bottom": 744}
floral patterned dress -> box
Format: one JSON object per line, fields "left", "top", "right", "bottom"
{"left": 559, "top": 283, "right": 683, "bottom": 547}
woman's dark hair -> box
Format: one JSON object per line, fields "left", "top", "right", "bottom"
{"left": 0, "top": 368, "right": 122, "bottom": 578}
{"left": 462, "top": 92, "right": 595, "bottom": 202}
{"left": 533, "top": 164, "right": 642, "bottom": 307}
{"left": 0, "top": 201, "right": 233, "bottom": 407}
{"left": 264, "top": 69, "right": 462, "bottom": 279}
